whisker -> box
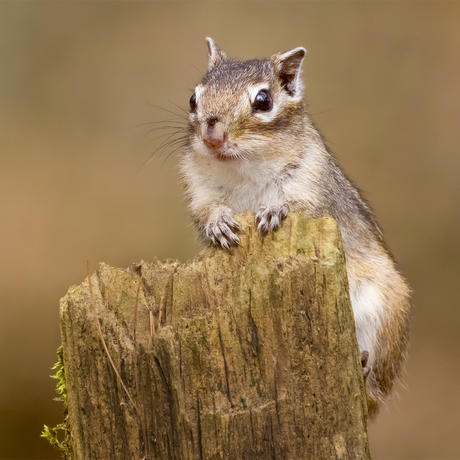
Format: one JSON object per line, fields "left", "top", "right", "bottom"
{"left": 143, "top": 125, "right": 187, "bottom": 136}
{"left": 309, "top": 108, "right": 335, "bottom": 117}
{"left": 162, "top": 143, "right": 187, "bottom": 165}
{"left": 145, "top": 103, "right": 188, "bottom": 120}
{"left": 139, "top": 133, "right": 185, "bottom": 170}
{"left": 144, "top": 130, "right": 186, "bottom": 144}
{"left": 188, "top": 64, "right": 204, "bottom": 79}
{"left": 130, "top": 118, "right": 187, "bottom": 129}
{"left": 157, "top": 136, "right": 187, "bottom": 149}
{"left": 168, "top": 100, "right": 189, "bottom": 116}
{"left": 146, "top": 139, "right": 186, "bottom": 168}
{"left": 136, "top": 101, "right": 190, "bottom": 170}
{"left": 154, "top": 133, "right": 186, "bottom": 152}
{"left": 157, "top": 138, "right": 188, "bottom": 153}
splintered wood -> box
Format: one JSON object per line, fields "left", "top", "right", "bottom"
{"left": 59, "top": 212, "right": 371, "bottom": 460}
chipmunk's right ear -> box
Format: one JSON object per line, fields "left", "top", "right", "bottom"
{"left": 206, "top": 37, "right": 227, "bottom": 69}
{"left": 271, "top": 47, "right": 306, "bottom": 99}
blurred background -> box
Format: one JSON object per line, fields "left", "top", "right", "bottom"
{"left": 0, "top": 2, "right": 459, "bottom": 459}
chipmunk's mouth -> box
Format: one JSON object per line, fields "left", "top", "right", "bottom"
{"left": 202, "top": 135, "right": 239, "bottom": 161}
{"left": 212, "top": 146, "right": 238, "bottom": 161}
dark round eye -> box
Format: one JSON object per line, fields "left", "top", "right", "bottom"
{"left": 190, "top": 93, "right": 197, "bottom": 113}
{"left": 252, "top": 89, "right": 272, "bottom": 113}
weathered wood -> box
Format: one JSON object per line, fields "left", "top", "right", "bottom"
{"left": 60, "top": 212, "right": 371, "bottom": 459}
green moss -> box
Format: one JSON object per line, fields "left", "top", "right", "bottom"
{"left": 41, "top": 346, "right": 73, "bottom": 459}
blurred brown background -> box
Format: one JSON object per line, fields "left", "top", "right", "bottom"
{"left": 0, "top": 2, "right": 459, "bottom": 459}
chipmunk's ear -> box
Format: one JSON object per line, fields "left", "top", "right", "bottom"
{"left": 271, "top": 47, "right": 306, "bottom": 98}
{"left": 206, "top": 37, "right": 227, "bottom": 69}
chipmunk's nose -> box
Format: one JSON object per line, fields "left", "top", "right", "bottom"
{"left": 207, "top": 116, "right": 219, "bottom": 128}
{"left": 203, "top": 117, "right": 227, "bottom": 150}
{"left": 203, "top": 131, "right": 227, "bottom": 150}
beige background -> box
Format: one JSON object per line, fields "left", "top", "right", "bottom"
{"left": 1, "top": 2, "right": 459, "bottom": 458}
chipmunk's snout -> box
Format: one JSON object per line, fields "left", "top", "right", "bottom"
{"left": 203, "top": 131, "right": 228, "bottom": 150}
{"left": 202, "top": 117, "right": 229, "bottom": 154}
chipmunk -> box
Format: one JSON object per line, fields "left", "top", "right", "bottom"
{"left": 180, "top": 38, "right": 411, "bottom": 418}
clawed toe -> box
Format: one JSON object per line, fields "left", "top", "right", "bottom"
{"left": 205, "top": 214, "right": 240, "bottom": 250}
{"left": 256, "top": 204, "right": 289, "bottom": 235}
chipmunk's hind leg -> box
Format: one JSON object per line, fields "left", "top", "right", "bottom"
{"left": 361, "top": 350, "right": 371, "bottom": 380}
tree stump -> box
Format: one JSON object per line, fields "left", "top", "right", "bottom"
{"left": 59, "top": 212, "right": 371, "bottom": 459}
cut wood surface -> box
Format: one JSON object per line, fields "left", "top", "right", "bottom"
{"left": 60, "top": 212, "right": 371, "bottom": 459}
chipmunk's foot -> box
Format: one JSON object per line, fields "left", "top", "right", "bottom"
{"left": 361, "top": 350, "right": 371, "bottom": 380}
{"left": 205, "top": 213, "right": 240, "bottom": 250}
{"left": 256, "top": 204, "right": 289, "bottom": 234}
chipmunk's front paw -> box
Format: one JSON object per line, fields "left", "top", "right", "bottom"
{"left": 205, "top": 214, "right": 240, "bottom": 250}
{"left": 361, "top": 350, "right": 372, "bottom": 381}
{"left": 255, "top": 204, "right": 289, "bottom": 235}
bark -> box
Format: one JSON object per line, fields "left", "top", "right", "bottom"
{"left": 60, "top": 212, "right": 371, "bottom": 460}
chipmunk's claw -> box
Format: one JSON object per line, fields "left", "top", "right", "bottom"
{"left": 256, "top": 204, "right": 289, "bottom": 235}
{"left": 205, "top": 214, "right": 240, "bottom": 250}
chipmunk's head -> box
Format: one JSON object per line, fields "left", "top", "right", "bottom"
{"left": 187, "top": 38, "right": 307, "bottom": 162}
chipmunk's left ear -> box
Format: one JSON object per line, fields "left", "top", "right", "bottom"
{"left": 206, "top": 37, "right": 227, "bottom": 69}
{"left": 271, "top": 47, "right": 306, "bottom": 98}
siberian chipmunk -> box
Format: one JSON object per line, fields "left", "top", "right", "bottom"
{"left": 180, "top": 38, "right": 411, "bottom": 418}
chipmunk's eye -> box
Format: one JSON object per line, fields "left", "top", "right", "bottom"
{"left": 190, "top": 93, "right": 197, "bottom": 113}
{"left": 252, "top": 89, "right": 272, "bottom": 113}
